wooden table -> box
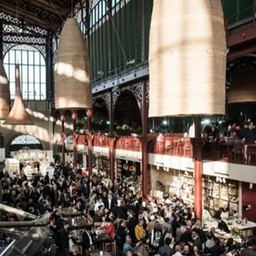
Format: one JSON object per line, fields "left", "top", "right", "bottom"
{"left": 59, "top": 207, "right": 81, "bottom": 217}
{"left": 68, "top": 217, "right": 90, "bottom": 230}
{"left": 89, "top": 252, "right": 111, "bottom": 256}
{"left": 204, "top": 218, "right": 256, "bottom": 239}
{"left": 247, "top": 144, "right": 256, "bottom": 164}
{"left": 94, "top": 235, "right": 112, "bottom": 251}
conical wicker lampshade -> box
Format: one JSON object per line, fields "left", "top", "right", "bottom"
{"left": 54, "top": 18, "right": 92, "bottom": 110}
{"left": 3, "top": 64, "right": 34, "bottom": 125}
{"left": 0, "top": 60, "right": 10, "bottom": 120}
{"left": 148, "top": 0, "right": 227, "bottom": 117}
{"left": 228, "top": 65, "right": 256, "bottom": 104}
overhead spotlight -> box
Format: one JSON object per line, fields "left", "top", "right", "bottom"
{"left": 126, "top": 59, "right": 136, "bottom": 65}
{"left": 97, "top": 71, "right": 104, "bottom": 76}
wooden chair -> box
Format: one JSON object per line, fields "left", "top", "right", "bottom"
{"left": 231, "top": 141, "right": 244, "bottom": 163}
{"left": 164, "top": 139, "right": 172, "bottom": 154}
{"left": 103, "top": 239, "right": 117, "bottom": 253}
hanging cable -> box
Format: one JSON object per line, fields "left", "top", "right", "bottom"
{"left": 49, "top": 0, "right": 65, "bottom": 22}
{"left": 104, "top": 0, "right": 129, "bottom": 64}
{"left": 71, "top": 0, "right": 74, "bottom": 17}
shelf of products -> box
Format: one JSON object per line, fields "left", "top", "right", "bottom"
{"left": 97, "top": 156, "right": 110, "bottom": 175}
{"left": 203, "top": 177, "right": 239, "bottom": 216}
{"left": 178, "top": 172, "right": 239, "bottom": 217}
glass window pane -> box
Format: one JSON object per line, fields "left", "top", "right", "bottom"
{"left": 9, "top": 64, "right": 15, "bottom": 83}
{"left": 21, "top": 50, "right": 28, "bottom": 64}
{"left": 21, "top": 65, "right": 28, "bottom": 83}
{"left": 28, "top": 65, "right": 34, "bottom": 82}
{"left": 3, "top": 45, "right": 46, "bottom": 100}
{"left": 34, "top": 83, "right": 40, "bottom": 100}
{"left": 34, "top": 66, "right": 40, "bottom": 83}
{"left": 8, "top": 50, "right": 15, "bottom": 64}
{"left": 41, "top": 66, "right": 46, "bottom": 83}
{"left": 10, "top": 82, "right": 15, "bottom": 98}
{"left": 29, "top": 51, "right": 34, "bottom": 63}
{"left": 34, "top": 52, "right": 40, "bottom": 65}
{"left": 15, "top": 50, "right": 21, "bottom": 63}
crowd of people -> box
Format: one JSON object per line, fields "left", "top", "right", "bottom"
{"left": 0, "top": 163, "right": 256, "bottom": 256}
{"left": 201, "top": 121, "right": 256, "bottom": 162}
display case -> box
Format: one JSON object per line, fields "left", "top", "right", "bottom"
{"left": 5, "top": 158, "right": 20, "bottom": 177}
{"left": 97, "top": 156, "right": 110, "bottom": 175}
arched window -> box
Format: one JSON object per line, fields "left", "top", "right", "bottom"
{"left": 11, "top": 135, "right": 41, "bottom": 145}
{"left": 3, "top": 45, "right": 46, "bottom": 100}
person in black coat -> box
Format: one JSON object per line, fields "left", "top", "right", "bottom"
{"left": 209, "top": 238, "right": 225, "bottom": 256}
{"left": 82, "top": 225, "right": 95, "bottom": 256}
{"left": 103, "top": 194, "right": 116, "bottom": 210}
{"left": 116, "top": 220, "right": 128, "bottom": 251}
{"left": 215, "top": 217, "right": 230, "bottom": 233}
{"left": 126, "top": 209, "right": 137, "bottom": 244}
{"left": 241, "top": 239, "right": 256, "bottom": 256}
{"left": 59, "top": 220, "right": 70, "bottom": 256}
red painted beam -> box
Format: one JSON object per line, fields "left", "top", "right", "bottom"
{"left": 227, "top": 45, "right": 256, "bottom": 61}
{"left": 228, "top": 25, "right": 256, "bottom": 48}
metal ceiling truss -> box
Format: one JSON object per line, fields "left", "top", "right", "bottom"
{"left": 0, "top": 0, "right": 80, "bottom": 31}
{"left": 0, "top": 13, "right": 48, "bottom": 36}
{"left": 3, "top": 41, "right": 46, "bottom": 57}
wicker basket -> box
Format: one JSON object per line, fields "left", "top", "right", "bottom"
{"left": 54, "top": 18, "right": 92, "bottom": 110}
{"left": 148, "top": 0, "right": 226, "bottom": 117}
{"left": 3, "top": 64, "right": 34, "bottom": 125}
{"left": 0, "top": 60, "right": 10, "bottom": 120}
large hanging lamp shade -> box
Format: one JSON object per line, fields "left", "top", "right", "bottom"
{"left": 228, "top": 65, "right": 256, "bottom": 104}
{"left": 148, "top": 0, "right": 227, "bottom": 117}
{"left": 0, "top": 60, "right": 10, "bottom": 120}
{"left": 54, "top": 18, "right": 92, "bottom": 110}
{"left": 3, "top": 64, "right": 34, "bottom": 125}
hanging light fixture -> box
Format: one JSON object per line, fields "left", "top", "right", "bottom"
{"left": 3, "top": 64, "right": 34, "bottom": 125}
{"left": 148, "top": 0, "right": 227, "bottom": 117}
{"left": 54, "top": 17, "right": 92, "bottom": 110}
{"left": 148, "top": 0, "right": 226, "bottom": 222}
{"left": 228, "top": 65, "right": 256, "bottom": 104}
{"left": 0, "top": 59, "right": 10, "bottom": 120}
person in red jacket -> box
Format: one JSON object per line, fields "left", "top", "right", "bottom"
{"left": 98, "top": 217, "right": 116, "bottom": 239}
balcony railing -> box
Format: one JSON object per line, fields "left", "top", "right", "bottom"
{"left": 77, "top": 134, "right": 256, "bottom": 165}
{"left": 116, "top": 136, "right": 142, "bottom": 151}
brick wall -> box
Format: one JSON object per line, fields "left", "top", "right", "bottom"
{"left": 242, "top": 182, "right": 256, "bottom": 221}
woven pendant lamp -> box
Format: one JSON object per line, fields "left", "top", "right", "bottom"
{"left": 228, "top": 65, "right": 256, "bottom": 104}
{"left": 54, "top": 18, "right": 92, "bottom": 110}
{"left": 148, "top": 0, "right": 227, "bottom": 117}
{"left": 0, "top": 60, "right": 10, "bottom": 120}
{"left": 3, "top": 64, "right": 34, "bottom": 125}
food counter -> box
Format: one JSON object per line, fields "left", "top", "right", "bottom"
{"left": 203, "top": 218, "right": 256, "bottom": 243}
